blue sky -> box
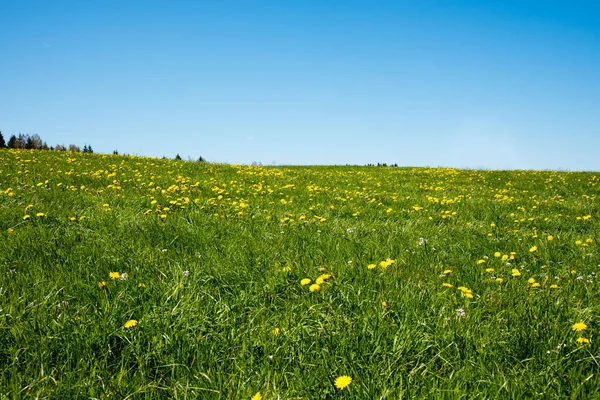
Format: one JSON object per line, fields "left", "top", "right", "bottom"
{"left": 1, "top": 1, "right": 599, "bottom": 170}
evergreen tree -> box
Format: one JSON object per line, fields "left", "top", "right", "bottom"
{"left": 0, "top": 131, "right": 5, "bottom": 148}
{"left": 7, "top": 135, "right": 17, "bottom": 148}
{"left": 175, "top": 154, "right": 182, "bottom": 160}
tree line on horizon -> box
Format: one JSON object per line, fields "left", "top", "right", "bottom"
{"left": 0, "top": 131, "right": 94, "bottom": 153}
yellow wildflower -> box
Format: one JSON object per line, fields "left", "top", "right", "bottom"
{"left": 494, "top": 252, "right": 501, "bottom": 257}
{"left": 367, "top": 264, "right": 377, "bottom": 270}
{"left": 529, "top": 246, "right": 537, "bottom": 252}
{"left": 442, "top": 283, "right": 453, "bottom": 288}
{"left": 577, "top": 337, "right": 590, "bottom": 344}
{"left": 334, "top": 375, "right": 352, "bottom": 390}
{"left": 98, "top": 281, "right": 106, "bottom": 289}
{"left": 124, "top": 319, "right": 138, "bottom": 329}
{"left": 485, "top": 268, "right": 495, "bottom": 273}
{"left": 511, "top": 269, "right": 521, "bottom": 277}
{"left": 300, "top": 278, "right": 311, "bottom": 286}
{"left": 572, "top": 322, "right": 588, "bottom": 332}
{"left": 272, "top": 328, "right": 280, "bottom": 336}
{"left": 251, "top": 392, "right": 262, "bottom": 400}
{"left": 443, "top": 269, "right": 452, "bottom": 275}
{"left": 109, "top": 272, "right": 120, "bottom": 280}
{"left": 309, "top": 284, "right": 320, "bottom": 292}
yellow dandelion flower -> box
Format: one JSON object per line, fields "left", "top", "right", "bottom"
{"left": 485, "top": 268, "right": 495, "bottom": 273}
{"left": 272, "top": 327, "right": 280, "bottom": 336}
{"left": 443, "top": 269, "right": 452, "bottom": 275}
{"left": 575, "top": 240, "right": 582, "bottom": 245}
{"left": 315, "top": 277, "right": 324, "bottom": 285}
{"left": 124, "top": 319, "right": 138, "bottom": 329}
{"left": 367, "top": 264, "right": 377, "bottom": 270}
{"left": 36, "top": 212, "right": 46, "bottom": 217}
{"left": 527, "top": 278, "right": 536, "bottom": 284}
{"left": 495, "top": 278, "right": 504, "bottom": 283}
{"left": 282, "top": 266, "right": 292, "bottom": 272}
{"left": 547, "top": 235, "right": 553, "bottom": 241}
{"left": 577, "top": 337, "right": 590, "bottom": 344}
{"left": 442, "top": 283, "right": 453, "bottom": 288}
{"left": 138, "top": 282, "right": 146, "bottom": 288}
{"left": 501, "top": 254, "right": 509, "bottom": 261}
{"left": 381, "top": 301, "right": 388, "bottom": 308}
{"left": 464, "top": 292, "right": 473, "bottom": 299}
{"left": 7, "top": 228, "right": 14, "bottom": 234}
{"left": 457, "top": 286, "right": 472, "bottom": 294}
{"left": 300, "top": 278, "right": 311, "bottom": 286}
{"left": 334, "top": 375, "right": 352, "bottom": 390}
{"left": 529, "top": 246, "right": 537, "bottom": 252}
{"left": 549, "top": 284, "right": 558, "bottom": 289}
{"left": 98, "top": 281, "right": 106, "bottom": 289}
{"left": 69, "top": 216, "right": 76, "bottom": 221}
{"left": 511, "top": 269, "right": 521, "bottom": 277}
{"left": 23, "top": 215, "right": 31, "bottom": 220}
{"left": 309, "top": 283, "right": 320, "bottom": 292}
{"left": 572, "top": 322, "right": 587, "bottom": 332}
{"left": 318, "top": 267, "right": 326, "bottom": 272}
{"left": 476, "top": 259, "right": 486, "bottom": 265}
{"left": 109, "top": 272, "right": 120, "bottom": 280}
{"left": 494, "top": 252, "right": 501, "bottom": 257}
{"left": 251, "top": 392, "right": 262, "bottom": 400}
{"left": 586, "top": 238, "right": 593, "bottom": 243}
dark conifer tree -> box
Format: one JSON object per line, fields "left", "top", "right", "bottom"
{"left": 7, "top": 135, "right": 17, "bottom": 148}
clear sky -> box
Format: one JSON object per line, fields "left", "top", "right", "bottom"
{"left": 1, "top": 1, "right": 599, "bottom": 170}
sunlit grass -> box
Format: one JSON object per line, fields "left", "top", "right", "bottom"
{"left": 1, "top": 149, "right": 599, "bottom": 398}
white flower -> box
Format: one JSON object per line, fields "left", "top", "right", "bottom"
{"left": 120, "top": 273, "right": 128, "bottom": 280}
{"left": 455, "top": 308, "right": 466, "bottom": 318}
{"left": 183, "top": 270, "right": 190, "bottom": 277}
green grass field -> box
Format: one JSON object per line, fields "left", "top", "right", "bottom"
{"left": 1, "top": 149, "right": 599, "bottom": 398}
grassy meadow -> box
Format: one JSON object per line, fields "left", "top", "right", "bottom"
{"left": 1, "top": 148, "right": 600, "bottom": 399}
